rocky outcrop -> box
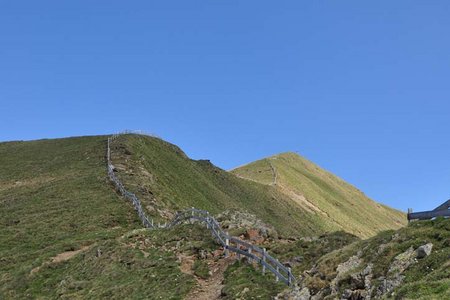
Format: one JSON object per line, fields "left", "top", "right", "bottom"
{"left": 341, "top": 264, "right": 373, "bottom": 299}
{"left": 217, "top": 210, "right": 278, "bottom": 241}
{"left": 275, "top": 286, "right": 311, "bottom": 300}
{"left": 375, "top": 243, "right": 433, "bottom": 298}
{"left": 388, "top": 246, "right": 416, "bottom": 275}
{"left": 331, "top": 255, "right": 362, "bottom": 295}
{"left": 293, "top": 242, "right": 434, "bottom": 300}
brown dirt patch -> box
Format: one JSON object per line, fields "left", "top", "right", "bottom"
{"left": 185, "top": 256, "right": 234, "bottom": 300}
{"left": 0, "top": 176, "right": 56, "bottom": 192}
{"left": 278, "top": 184, "right": 327, "bottom": 216}
{"left": 51, "top": 246, "right": 90, "bottom": 263}
{"left": 30, "top": 246, "right": 90, "bottom": 276}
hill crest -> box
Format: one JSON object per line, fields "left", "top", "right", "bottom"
{"left": 231, "top": 150, "right": 406, "bottom": 238}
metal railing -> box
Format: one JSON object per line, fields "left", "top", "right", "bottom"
{"left": 408, "top": 200, "right": 450, "bottom": 221}
{"left": 107, "top": 133, "right": 296, "bottom": 286}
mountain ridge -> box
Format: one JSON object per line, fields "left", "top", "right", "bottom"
{"left": 231, "top": 151, "right": 406, "bottom": 238}
{"left": 109, "top": 134, "right": 333, "bottom": 237}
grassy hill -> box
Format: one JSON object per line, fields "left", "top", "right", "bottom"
{"left": 231, "top": 152, "right": 406, "bottom": 238}
{"left": 109, "top": 134, "right": 340, "bottom": 237}
{"left": 0, "top": 134, "right": 348, "bottom": 298}
{"left": 0, "top": 134, "right": 412, "bottom": 299}
{"left": 0, "top": 136, "right": 205, "bottom": 299}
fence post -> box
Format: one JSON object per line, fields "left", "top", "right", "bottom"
{"left": 276, "top": 259, "right": 280, "bottom": 282}
{"left": 262, "top": 248, "right": 266, "bottom": 274}
{"left": 288, "top": 267, "right": 292, "bottom": 286}
{"left": 225, "top": 233, "right": 229, "bottom": 257}
{"left": 236, "top": 242, "right": 241, "bottom": 260}
{"left": 407, "top": 208, "right": 412, "bottom": 223}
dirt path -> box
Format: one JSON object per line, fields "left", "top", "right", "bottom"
{"left": 267, "top": 159, "right": 278, "bottom": 185}
{"left": 51, "top": 246, "right": 90, "bottom": 263}
{"left": 183, "top": 256, "right": 234, "bottom": 300}
{"left": 30, "top": 245, "right": 90, "bottom": 275}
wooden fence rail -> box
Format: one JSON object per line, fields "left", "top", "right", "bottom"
{"left": 107, "top": 134, "right": 296, "bottom": 286}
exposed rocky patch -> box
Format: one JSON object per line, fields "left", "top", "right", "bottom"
{"left": 217, "top": 210, "right": 279, "bottom": 242}
{"left": 282, "top": 241, "right": 435, "bottom": 300}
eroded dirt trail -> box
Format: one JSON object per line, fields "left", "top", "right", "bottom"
{"left": 30, "top": 245, "right": 90, "bottom": 275}
{"left": 181, "top": 255, "right": 234, "bottom": 300}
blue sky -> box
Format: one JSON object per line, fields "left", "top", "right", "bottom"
{"left": 1, "top": 1, "right": 449, "bottom": 212}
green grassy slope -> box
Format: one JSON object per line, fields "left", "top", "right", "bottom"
{"left": 0, "top": 136, "right": 196, "bottom": 299}
{"left": 0, "top": 134, "right": 414, "bottom": 299}
{"left": 1, "top": 134, "right": 356, "bottom": 298}
{"left": 231, "top": 152, "right": 406, "bottom": 238}
{"left": 110, "top": 134, "right": 336, "bottom": 237}
{"left": 301, "top": 217, "right": 450, "bottom": 299}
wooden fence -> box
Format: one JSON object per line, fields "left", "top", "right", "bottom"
{"left": 407, "top": 200, "right": 450, "bottom": 221}
{"left": 107, "top": 134, "right": 296, "bottom": 286}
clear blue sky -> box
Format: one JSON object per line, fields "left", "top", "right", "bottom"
{"left": 1, "top": 1, "right": 449, "bottom": 212}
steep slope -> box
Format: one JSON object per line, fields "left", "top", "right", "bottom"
{"left": 231, "top": 152, "right": 406, "bottom": 238}
{"left": 291, "top": 217, "right": 450, "bottom": 299}
{"left": 0, "top": 136, "right": 200, "bottom": 298}
{"left": 109, "top": 134, "right": 343, "bottom": 237}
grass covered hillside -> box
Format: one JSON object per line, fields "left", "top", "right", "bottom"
{"left": 231, "top": 152, "right": 406, "bottom": 238}
{"left": 0, "top": 133, "right": 413, "bottom": 299}
{"left": 0, "top": 136, "right": 218, "bottom": 299}
{"left": 109, "top": 134, "right": 342, "bottom": 237}
{"left": 294, "top": 217, "right": 450, "bottom": 299}
{"left": 0, "top": 134, "right": 340, "bottom": 299}
{"left": 0, "top": 136, "right": 135, "bottom": 297}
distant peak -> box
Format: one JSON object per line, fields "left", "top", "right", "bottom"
{"left": 229, "top": 152, "right": 303, "bottom": 172}
{"left": 268, "top": 151, "right": 303, "bottom": 160}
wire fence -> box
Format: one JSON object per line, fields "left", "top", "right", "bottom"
{"left": 107, "top": 133, "right": 296, "bottom": 286}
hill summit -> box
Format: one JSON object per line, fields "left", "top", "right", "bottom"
{"left": 231, "top": 152, "right": 406, "bottom": 238}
